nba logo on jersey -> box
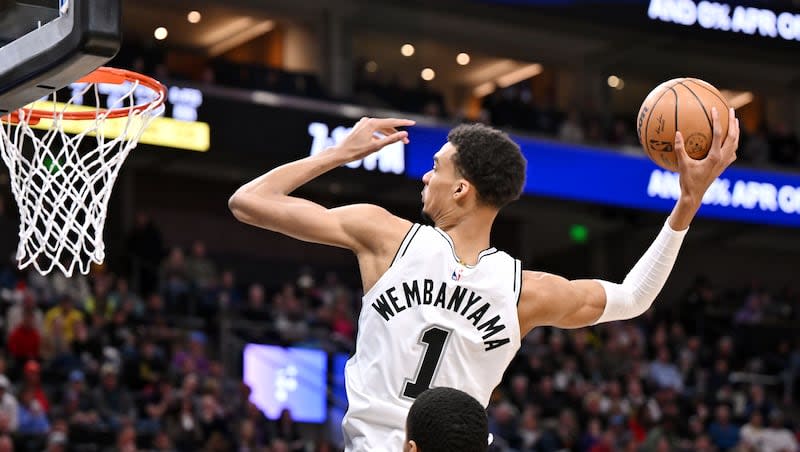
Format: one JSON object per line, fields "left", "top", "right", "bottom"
{"left": 451, "top": 266, "right": 464, "bottom": 281}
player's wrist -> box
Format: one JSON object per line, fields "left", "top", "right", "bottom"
{"left": 669, "top": 197, "right": 699, "bottom": 230}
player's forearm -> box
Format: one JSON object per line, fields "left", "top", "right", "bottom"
{"left": 594, "top": 219, "right": 687, "bottom": 323}
{"left": 668, "top": 196, "right": 702, "bottom": 231}
{"left": 234, "top": 147, "right": 347, "bottom": 197}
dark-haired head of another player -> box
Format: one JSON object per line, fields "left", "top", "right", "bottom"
{"left": 404, "top": 387, "right": 489, "bottom": 452}
{"left": 420, "top": 123, "right": 526, "bottom": 226}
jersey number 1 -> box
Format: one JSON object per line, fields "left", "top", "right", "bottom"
{"left": 402, "top": 326, "right": 451, "bottom": 399}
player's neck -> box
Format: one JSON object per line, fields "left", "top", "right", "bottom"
{"left": 436, "top": 209, "right": 496, "bottom": 266}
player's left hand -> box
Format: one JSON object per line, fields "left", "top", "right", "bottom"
{"left": 674, "top": 107, "right": 739, "bottom": 204}
{"left": 332, "top": 117, "right": 416, "bottom": 164}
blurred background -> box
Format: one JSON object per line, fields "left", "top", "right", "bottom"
{"left": 0, "top": 0, "right": 799, "bottom": 450}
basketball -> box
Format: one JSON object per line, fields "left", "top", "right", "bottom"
{"left": 636, "top": 78, "right": 730, "bottom": 172}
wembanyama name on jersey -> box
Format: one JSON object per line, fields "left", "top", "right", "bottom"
{"left": 370, "top": 278, "right": 511, "bottom": 352}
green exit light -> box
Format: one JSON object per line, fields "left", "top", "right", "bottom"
{"left": 569, "top": 224, "right": 589, "bottom": 243}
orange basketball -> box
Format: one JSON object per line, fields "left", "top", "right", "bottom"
{"left": 636, "top": 78, "right": 730, "bottom": 172}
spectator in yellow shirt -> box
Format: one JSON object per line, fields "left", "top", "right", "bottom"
{"left": 43, "top": 295, "right": 83, "bottom": 344}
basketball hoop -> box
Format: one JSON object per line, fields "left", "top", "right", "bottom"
{"left": 0, "top": 67, "right": 167, "bottom": 277}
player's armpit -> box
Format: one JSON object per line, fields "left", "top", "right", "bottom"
{"left": 517, "top": 271, "right": 606, "bottom": 334}
{"left": 229, "top": 193, "right": 410, "bottom": 254}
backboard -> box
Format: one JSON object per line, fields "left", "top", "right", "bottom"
{"left": 0, "top": 0, "right": 121, "bottom": 115}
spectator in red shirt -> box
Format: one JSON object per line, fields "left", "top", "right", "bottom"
{"left": 8, "top": 309, "right": 41, "bottom": 362}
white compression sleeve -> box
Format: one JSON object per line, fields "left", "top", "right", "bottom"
{"left": 593, "top": 219, "right": 688, "bottom": 324}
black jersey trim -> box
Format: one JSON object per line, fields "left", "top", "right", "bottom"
{"left": 514, "top": 259, "right": 522, "bottom": 306}
{"left": 391, "top": 223, "right": 421, "bottom": 267}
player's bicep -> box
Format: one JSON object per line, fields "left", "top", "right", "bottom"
{"left": 229, "top": 192, "right": 406, "bottom": 252}
{"left": 517, "top": 270, "right": 606, "bottom": 333}
{"left": 229, "top": 191, "right": 354, "bottom": 248}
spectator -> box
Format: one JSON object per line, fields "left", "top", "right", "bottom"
{"left": 237, "top": 418, "right": 262, "bottom": 451}
{"left": 275, "top": 409, "right": 304, "bottom": 452}
{"left": 693, "top": 434, "right": 717, "bottom": 452}
{"left": 109, "top": 277, "right": 143, "bottom": 315}
{"left": 330, "top": 294, "right": 355, "bottom": 345}
{"left": 16, "top": 387, "right": 49, "bottom": 434}
{"left": 558, "top": 109, "right": 585, "bottom": 143}
{"left": 708, "top": 404, "right": 739, "bottom": 451}
{"left": 46, "top": 431, "right": 67, "bottom": 452}
{"left": 185, "top": 240, "right": 217, "bottom": 291}
{"left": 0, "top": 376, "right": 17, "bottom": 432}
{"left": 152, "top": 430, "right": 174, "bottom": 451}
{"left": 19, "top": 360, "right": 49, "bottom": 413}
{"left": 113, "top": 424, "right": 137, "bottom": 452}
{"left": 126, "top": 212, "right": 165, "bottom": 296}
{"left": 7, "top": 308, "right": 41, "bottom": 362}
{"left": 216, "top": 270, "right": 241, "bottom": 308}
{"left": 160, "top": 247, "right": 191, "bottom": 307}
{"left": 84, "top": 275, "right": 117, "bottom": 320}
{"left": 761, "top": 410, "right": 799, "bottom": 452}
{"left": 0, "top": 435, "right": 11, "bottom": 452}
{"left": 734, "top": 292, "right": 764, "bottom": 325}
{"left": 741, "top": 125, "right": 770, "bottom": 165}
{"left": 43, "top": 294, "right": 83, "bottom": 345}
{"left": 63, "top": 369, "right": 98, "bottom": 429}
{"left": 166, "top": 395, "right": 202, "bottom": 451}
{"left": 516, "top": 405, "right": 541, "bottom": 450}
{"left": 92, "top": 363, "right": 135, "bottom": 430}
{"left": 649, "top": 347, "right": 684, "bottom": 392}
{"left": 240, "top": 283, "right": 271, "bottom": 323}
{"left": 744, "top": 384, "right": 774, "bottom": 420}
{"left": 740, "top": 410, "right": 766, "bottom": 450}
{"left": 197, "top": 394, "right": 228, "bottom": 445}
{"left": 5, "top": 291, "right": 42, "bottom": 338}
{"left": 140, "top": 379, "right": 173, "bottom": 433}
{"left": 172, "top": 332, "right": 210, "bottom": 376}
{"left": 274, "top": 287, "right": 309, "bottom": 344}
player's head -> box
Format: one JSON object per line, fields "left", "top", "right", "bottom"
{"left": 404, "top": 387, "right": 489, "bottom": 452}
{"left": 421, "top": 123, "right": 526, "bottom": 224}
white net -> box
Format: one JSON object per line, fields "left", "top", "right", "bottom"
{"left": 0, "top": 77, "right": 163, "bottom": 277}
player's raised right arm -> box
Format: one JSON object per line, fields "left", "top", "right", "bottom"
{"left": 227, "top": 117, "right": 414, "bottom": 253}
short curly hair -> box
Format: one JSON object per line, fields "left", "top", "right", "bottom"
{"left": 447, "top": 123, "right": 527, "bottom": 208}
{"left": 406, "top": 387, "right": 488, "bottom": 452}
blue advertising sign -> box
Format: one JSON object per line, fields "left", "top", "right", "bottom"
{"left": 243, "top": 344, "right": 328, "bottom": 423}
{"left": 405, "top": 125, "right": 800, "bottom": 227}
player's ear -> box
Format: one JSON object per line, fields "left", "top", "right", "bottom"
{"left": 453, "top": 180, "right": 471, "bottom": 200}
{"left": 404, "top": 440, "right": 418, "bottom": 452}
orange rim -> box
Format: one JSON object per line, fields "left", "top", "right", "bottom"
{"left": 10, "top": 67, "right": 167, "bottom": 122}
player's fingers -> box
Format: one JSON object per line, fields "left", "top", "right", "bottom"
{"left": 709, "top": 107, "right": 724, "bottom": 155}
{"left": 673, "top": 131, "right": 690, "bottom": 167}
{"left": 724, "top": 114, "right": 740, "bottom": 165}
{"left": 372, "top": 118, "right": 416, "bottom": 129}
{"left": 374, "top": 131, "right": 408, "bottom": 148}
{"left": 726, "top": 109, "right": 739, "bottom": 150}
{"left": 377, "top": 127, "right": 399, "bottom": 137}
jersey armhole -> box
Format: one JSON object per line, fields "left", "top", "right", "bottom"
{"left": 389, "top": 223, "right": 421, "bottom": 268}
{"left": 513, "top": 259, "right": 522, "bottom": 306}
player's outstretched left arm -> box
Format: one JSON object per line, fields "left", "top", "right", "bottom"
{"left": 518, "top": 107, "right": 739, "bottom": 334}
{"left": 228, "top": 117, "right": 414, "bottom": 253}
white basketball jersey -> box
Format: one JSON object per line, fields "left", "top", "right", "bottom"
{"left": 342, "top": 224, "right": 522, "bottom": 452}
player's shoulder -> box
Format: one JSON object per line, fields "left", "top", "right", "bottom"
{"left": 336, "top": 203, "right": 414, "bottom": 250}
{"left": 340, "top": 204, "right": 411, "bottom": 230}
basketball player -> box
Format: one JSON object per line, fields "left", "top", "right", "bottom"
{"left": 228, "top": 108, "right": 739, "bottom": 451}
{"left": 404, "top": 387, "right": 488, "bottom": 452}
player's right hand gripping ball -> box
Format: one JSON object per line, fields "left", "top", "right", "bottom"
{"left": 637, "top": 78, "right": 730, "bottom": 172}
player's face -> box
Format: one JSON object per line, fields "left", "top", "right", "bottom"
{"left": 421, "top": 143, "right": 459, "bottom": 222}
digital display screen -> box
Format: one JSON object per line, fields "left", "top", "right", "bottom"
{"left": 405, "top": 125, "right": 800, "bottom": 227}
{"left": 243, "top": 344, "right": 328, "bottom": 423}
